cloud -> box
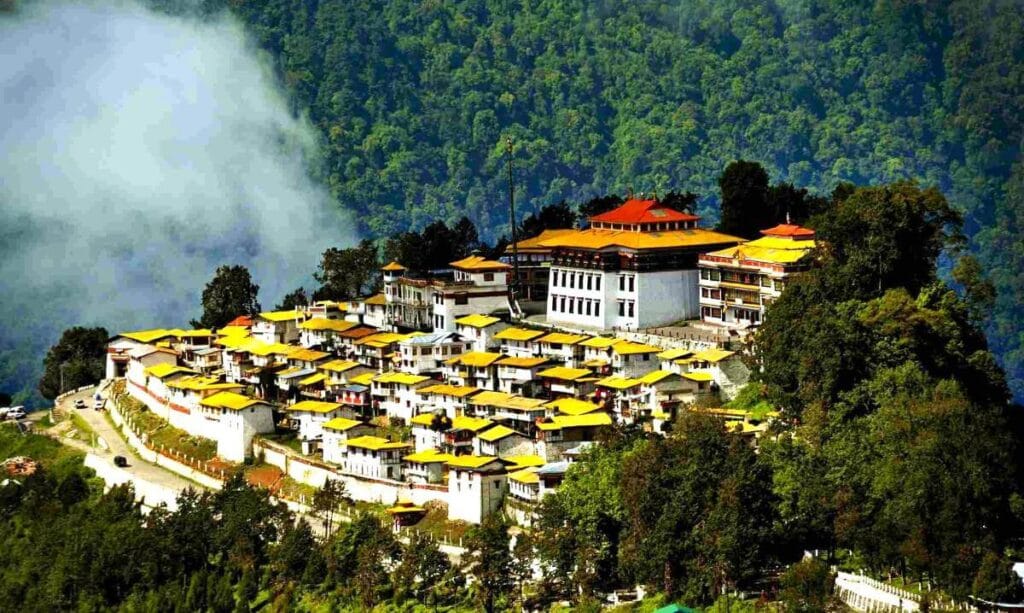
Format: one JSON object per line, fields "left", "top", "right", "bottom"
{"left": 0, "top": 0, "right": 354, "bottom": 402}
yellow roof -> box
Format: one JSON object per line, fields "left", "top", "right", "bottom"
{"left": 539, "top": 227, "right": 744, "bottom": 251}
{"left": 349, "top": 372, "right": 376, "bottom": 386}
{"left": 409, "top": 412, "right": 441, "bottom": 427}
{"left": 638, "top": 370, "right": 678, "bottom": 385}
{"left": 299, "top": 318, "right": 358, "bottom": 332}
{"left": 705, "top": 235, "right": 815, "bottom": 265}
{"left": 215, "top": 334, "right": 254, "bottom": 349}
{"left": 374, "top": 371, "right": 432, "bottom": 386}
{"left": 449, "top": 255, "right": 511, "bottom": 271}
{"left": 287, "top": 400, "right": 343, "bottom": 414}
{"left": 298, "top": 372, "right": 327, "bottom": 386}
{"left": 508, "top": 468, "right": 540, "bottom": 485}
{"left": 582, "top": 358, "right": 610, "bottom": 368}
{"left": 494, "top": 327, "right": 546, "bottom": 342}
{"left": 363, "top": 293, "right": 387, "bottom": 306}
{"left": 538, "top": 366, "right": 593, "bottom": 381}
{"left": 580, "top": 336, "right": 620, "bottom": 348}
{"left": 445, "top": 351, "right": 503, "bottom": 368}
{"left": 217, "top": 326, "right": 251, "bottom": 338}
{"left": 288, "top": 348, "right": 330, "bottom": 362}
{"left": 612, "top": 341, "right": 662, "bottom": 355}
{"left": 446, "top": 455, "right": 502, "bottom": 470}
{"left": 507, "top": 228, "right": 577, "bottom": 252}
{"left": 199, "top": 391, "right": 266, "bottom": 411}
{"left": 725, "top": 420, "right": 766, "bottom": 434}
{"left": 356, "top": 332, "right": 421, "bottom": 348}
{"left": 477, "top": 425, "right": 522, "bottom": 442}
{"left": 248, "top": 343, "right": 297, "bottom": 357}
{"left": 381, "top": 261, "right": 406, "bottom": 271}
{"left": 452, "top": 415, "right": 494, "bottom": 432}
{"left": 259, "top": 309, "right": 307, "bottom": 323}
{"left": 657, "top": 347, "right": 694, "bottom": 360}
{"left": 144, "top": 363, "right": 197, "bottom": 379}
{"left": 403, "top": 449, "right": 454, "bottom": 463}
{"left": 173, "top": 329, "right": 214, "bottom": 338}
{"left": 694, "top": 348, "right": 736, "bottom": 363}
{"left": 545, "top": 397, "right": 603, "bottom": 416}
{"left": 166, "top": 376, "right": 243, "bottom": 392}
{"left": 322, "top": 417, "right": 365, "bottom": 432}
{"left": 319, "top": 359, "right": 362, "bottom": 373}
{"left": 118, "top": 329, "right": 176, "bottom": 343}
{"left": 468, "top": 391, "right": 546, "bottom": 412}
{"left": 536, "top": 413, "right": 614, "bottom": 431}
{"left": 683, "top": 372, "right": 714, "bottom": 382}
{"left": 596, "top": 376, "right": 642, "bottom": 390}
{"left": 497, "top": 356, "right": 550, "bottom": 368}
{"left": 455, "top": 314, "right": 502, "bottom": 328}
{"left": 344, "top": 435, "right": 411, "bottom": 451}
{"left": 417, "top": 384, "right": 481, "bottom": 398}
{"left": 386, "top": 503, "right": 426, "bottom": 514}
{"left": 537, "top": 332, "right": 590, "bottom": 345}
{"left": 503, "top": 454, "right": 545, "bottom": 469}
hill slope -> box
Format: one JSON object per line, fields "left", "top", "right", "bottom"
{"left": 209, "top": 0, "right": 1024, "bottom": 399}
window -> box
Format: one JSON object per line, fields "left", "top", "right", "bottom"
{"left": 595, "top": 275, "right": 601, "bottom": 291}
{"left": 628, "top": 276, "right": 635, "bottom": 292}
{"left": 618, "top": 301, "right": 625, "bottom": 316}
{"left": 701, "top": 268, "right": 710, "bottom": 280}
{"left": 454, "top": 293, "right": 469, "bottom": 305}
{"left": 595, "top": 302, "right": 600, "bottom": 317}
{"left": 760, "top": 275, "right": 771, "bottom": 287}
{"left": 560, "top": 297, "right": 566, "bottom": 312}
{"left": 587, "top": 275, "right": 593, "bottom": 290}
{"left": 561, "top": 271, "right": 567, "bottom": 286}
{"left": 577, "top": 298, "right": 583, "bottom": 313}
{"left": 484, "top": 272, "right": 494, "bottom": 282}
{"left": 619, "top": 275, "right": 625, "bottom": 291}
{"left": 569, "top": 274, "right": 575, "bottom": 289}
{"left": 627, "top": 301, "right": 635, "bottom": 317}
{"left": 568, "top": 299, "right": 574, "bottom": 314}
{"left": 585, "top": 301, "right": 591, "bottom": 316}
{"left": 551, "top": 295, "right": 558, "bottom": 311}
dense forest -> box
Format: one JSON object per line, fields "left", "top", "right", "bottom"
{"left": 146, "top": 0, "right": 1021, "bottom": 400}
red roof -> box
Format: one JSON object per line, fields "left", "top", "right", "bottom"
{"left": 760, "top": 224, "right": 815, "bottom": 238}
{"left": 225, "top": 315, "right": 254, "bottom": 328}
{"left": 589, "top": 199, "right": 699, "bottom": 225}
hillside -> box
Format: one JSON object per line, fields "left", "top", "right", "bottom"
{"left": 192, "top": 0, "right": 1024, "bottom": 399}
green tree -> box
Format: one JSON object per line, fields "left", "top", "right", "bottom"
{"left": 311, "top": 478, "right": 351, "bottom": 539}
{"left": 38, "top": 326, "right": 108, "bottom": 399}
{"left": 192, "top": 265, "right": 261, "bottom": 329}
{"left": 972, "top": 552, "right": 1024, "bottom": 604}
{"left": 275, "top": 287, "right": 308, "bottom": 310}
{"left": 313, "top": 239, "right": 380, "bottom": 300}
{"left": 519, "top": 201, "right": 578, "bottom": 239}
{"left": 779, "top": 558, "right": 834, "bottom": 613}
{"left": 464, "top": 513, "right": 513, "bottom": 613}
{"left": 717, "top": 160, "right": 771, "bottom": 238}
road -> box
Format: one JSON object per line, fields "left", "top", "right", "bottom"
{"left": 55, "top": 387, "right": 199, "bottom": 493}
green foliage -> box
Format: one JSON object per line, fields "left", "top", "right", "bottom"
{"left": 192, "top": 264, "right": 261, "bottom": 329}
{"left": 518, "top": 200, "right": 578, "bottom": 238}
{"left": 275, "top": 286, "right": 308, "bottom": 310}
{"left": 313, "top": 238, "right": 380, "bottom": 301}
{"left": 37, "top": 326, "right": 107, "bottom": 400}
{"left": 464, "top": 512, "right": 513, "bottom": 613}
{"left": 972, "top": 551, "right": 1024, "bottom": 604}
{"left": 779, "top": 558, "right": 834, "bottom": 612}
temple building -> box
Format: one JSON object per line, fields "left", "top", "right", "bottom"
{"left": 537, "top": 199, "right": 743, "bottom": 330}
{"left": 697, "top": 223, "right": 816, "bottom": 328}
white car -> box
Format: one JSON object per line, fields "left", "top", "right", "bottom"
{"left": 7, "top": 407, "right": 25, "bottom": 420}
{"left": 93, "top": 399, "right": 104, "bottom": 410}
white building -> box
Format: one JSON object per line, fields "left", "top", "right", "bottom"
{"left": 495, "top": 356, "right": 551, "bottom": 396}
{"left": 533, "top": 332, "right": 589, "bottom": 367}
{"left": 442, "top": 351, "right": 503, "bottom": 390}
{"left": 697, "top": 223, "right": 816, "bottom": 328}
{"left": 320, "top": 417, "right": 376, "bottom": 465}
{"left": 475, "top": 425, "right": 533, "bottom": 457}
{"left": 447, "top": 456, "right": 508, "bottom": 524}
{"left": 343, "top": 435, "right": 411, "bottom": 480}
{"left": 371, "top": 372, "right": 435, "bottom": 421}
{"left": 415, "top": 383, "right": 482, "bottom": 418}
{"left": 454, "top": 314, "right": 510, "bottom": 352}
{"left": 252, "top": 309, "right": 307, "bottom": 344}
{"left": 286, "top": 400, "right": 347, "bottom": 441}
{"left": 298, "top": 318, "right": 360, "bottom": 350}
{"left": 538, "top": 199, "right": 743, "bottom": 330}
{"left": 402, "top": 448, "right": 453, "bottom": 485}
{"left": 397, "top": 331, "right": 467, "bottom": 375}
{"left": 197, "top": 391, "right": 275, "bottom": 462}
{"left": 106, "top": 330, "right": 178, "bottom": 379}
{"left": 610, "top": 341, "right": 662, "bottom": 378}
{"left": 537, "top": 366, "right": 598, "bottom": 398}
{"left": 493, "top": 327, "right": 545, "bottom": 358}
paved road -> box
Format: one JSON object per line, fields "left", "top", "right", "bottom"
{"left": 56, "top": 387, "right": 199, "bottom": 493}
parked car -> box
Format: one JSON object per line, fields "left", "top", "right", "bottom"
{"left": 74, "top": 399, "right": 86, "bottom": 409}
{"left": 93, "top": 399, "right": 104, "bottom": 410}
{"left": 7, "top": 407, "right": 26, "bottom": 420}
{"left": 113, "top": 456, "right": 128, "bottom": 468}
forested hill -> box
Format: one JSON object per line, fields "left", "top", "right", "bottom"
{"left": 173, "top": 0, "right": 1021, "bottom": 398}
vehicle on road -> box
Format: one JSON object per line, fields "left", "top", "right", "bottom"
{"left": 93, "top": 399, "right": 104, "bottom": 410}
{"left": 113, "top": 456, "right": 128, "bottom": 468}
{"left": 74, "top": 399, "right": 86, "bottom": 409}
{"left": 6, "top": 407, "right": 26, "bottom": 420}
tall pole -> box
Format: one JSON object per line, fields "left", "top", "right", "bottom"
{"left": 506, "top": 137, "right": 520, "bottom": 302}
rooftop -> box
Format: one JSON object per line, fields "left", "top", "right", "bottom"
{"left": 589, "top": 198, "right": 700, "bottom": 225}
{"left": 322, "top": 416, "right": 366, "bottom": 432}
{"left": 537, "top": 332, "right": 590, "bottom": 345}
{"left": 258, "top": 309, "right": 307, "bottom": 323}
{"left": 299, "top": 318, "right": 358, "bottom": 332}
{"left": 476, "top": 424, "right": 522, "bottom": 442}
{"left": 446, "top": 455, "right": 502, "bottom": 470}
{"left": 449, "top": 255, "right": 511, "bottom": 272}
{"left": 455, "top": 314, "right": 503, "bottom": 329}
{"left": 344, "top": 435, "right": 411, "bottom": 451}
{"left": 445, "top": 351, "right": 504, "bottom": 368}
{"left": 494, "top": 327, "right": 546, "bottom": 342}
{"left": 538, "top": 366, "right": 594, "bottom": 381}
{"left": 199, "top": 391, "right": 266, "bottom": 411}
{"left": 538, "top": 227, "right": 743, "bottom": 251}
{"left": 286, "top": 400, "right": 343, "bottom": 414}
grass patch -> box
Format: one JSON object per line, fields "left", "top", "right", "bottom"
{"left": 261, "top": 431, "right": 303, "bottom": 453}
{"left": 406, "top": 501, "right": 471, "bottom": 543}
{"left": 111, "top": 390, "right": 218, "bottom": 461}
{"left": 725, "top": 383, "right": 775, "bottom": 420}
{"left": 68, "top": 412, "right": 98, "bottom": 444}
{"left": 0, "top": 423, "right": 83, "bottom": 468}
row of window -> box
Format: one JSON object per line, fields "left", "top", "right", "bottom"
{"left": 550, "top": 294, "right": 601, "bottom": 317}
{"left": 700, "top": 268, "right": 788, "bottom": 291}
{"left": 552, "top": 270, "right": 602, "bottom": 291}
{"left": 616, "top": 300, "right": 636, "bottom": 318}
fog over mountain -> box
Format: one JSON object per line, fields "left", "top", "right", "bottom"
{"left": 0, "top": 0, "right": 355, "bottom": 405}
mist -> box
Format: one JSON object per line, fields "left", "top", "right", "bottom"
{"left": 0, "top": 0, "right": 356, "bottom": 405}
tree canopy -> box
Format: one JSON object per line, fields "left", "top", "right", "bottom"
{"left": 38, "top": 326, "right": 108, "bottom": 400}
{"left": 192, "top": 265, "right": 261, "bottom": 329}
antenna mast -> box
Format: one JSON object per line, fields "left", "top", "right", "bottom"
{"left": 507, "top": 137, "right": 520, "bottom": 303}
